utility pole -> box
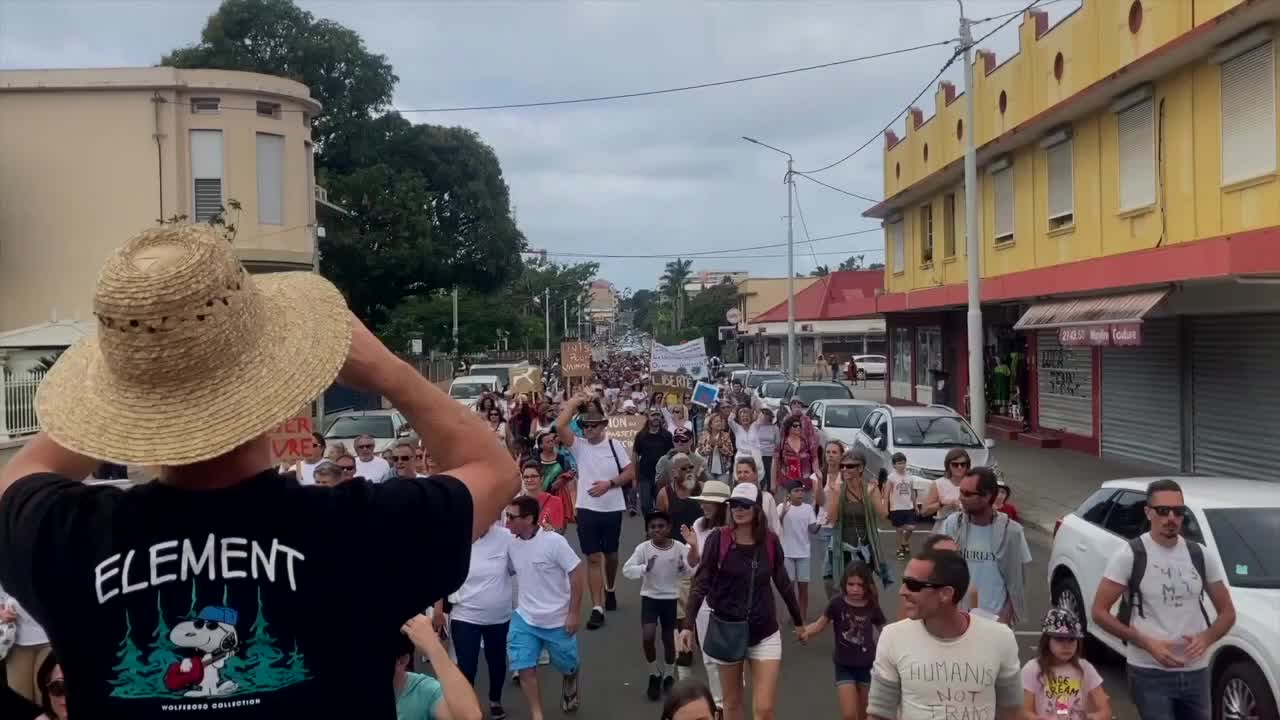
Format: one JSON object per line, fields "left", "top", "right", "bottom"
{"left": 544, "top": 287, "right": 551, "bottom": 356}
{"left": 742, "top": 136, "right": 796, "bottom": 376}
{"left": 451, "top": 286, "right": 459, "bottom": 357}
{"left": 959, "top": 0, "right": 986, "bottom": 438}
{"left": 563, "top": 297, "right": 568, "bottom": 337}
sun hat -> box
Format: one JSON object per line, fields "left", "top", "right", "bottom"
{"left": 729, "top": 483, "right": 760, "bottom": 506}
{"left": 1041, "top": 607, "right": 1084, "bottom": 639}
{"left": 36, "top": 224, "right": 351, "bottom": 466}
{"left": 579, "top": 406, "right": 607, "bottom": 424}
{"left": 689, "top": 480, "right": 731, "bottom": 503}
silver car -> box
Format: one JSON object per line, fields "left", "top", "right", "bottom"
{"left": 850, "top": 404, "right": 999, "bottom": 482}
{"left": 808, "top": 399, "right": 883, "bottom": 449}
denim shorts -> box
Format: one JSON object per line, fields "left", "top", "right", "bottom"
{"left": 784, "top": 557, "right": 811, "bottom": 584}
{"left": 834, "top": 663, "right": 871, "bottom": 686}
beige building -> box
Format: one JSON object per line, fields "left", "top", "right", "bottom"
{"left": 733, "top": 277, "right": 818, "bottom": 332}
{"left": 0, "top": 67, "right": 337, "bottom": 332}
{"left": 586, "top": 280, "right": 618, "bottom": 332}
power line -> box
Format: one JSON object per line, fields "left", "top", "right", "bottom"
{"left": 794, "top": 172, "right": 880, "bottom": 203}
{"left": 177, "top": 40, "right": 953, "bottom": 116}
{"left": 795, "top": 0, "right": 1044, "bottom": 176}
{"left": 538, "top": 246, "right": 884, "bottom": 260}
{"left": 538, "top": 225, "right": 885, "bottom": 260}
{"left": 790, "top": 182, "right": 822, "bottom": 270}
{"left": 972, "top": 0, "right": 1071, "bottom": 25}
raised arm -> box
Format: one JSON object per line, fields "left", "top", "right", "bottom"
{"left": 554, "top": 393, "right": 584, "bottom": 448}
{"left": 402, "top": 614, "right": 483, "bottom": 720}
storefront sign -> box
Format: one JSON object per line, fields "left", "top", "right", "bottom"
{"left": 1058, "top": 323, "right": 1143, "bottom": 347}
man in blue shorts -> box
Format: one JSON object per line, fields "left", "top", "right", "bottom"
{"left": 506, "top": 495, "right": 586, "bottom": 718}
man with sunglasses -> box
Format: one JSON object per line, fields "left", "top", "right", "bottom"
{"left": 868, "top": 548, "right": 1022, "bottom": 720}
{"left": 1091, "top": 479, "right": 1235, "bottom": 720}
{"left": 555, "top": 393, "right": 634, "bottom": 631}
{"left": 939, "top": 466, "right": 1031, "bottom": 625}
{"left": 352, "top": 433, "right": 392, "bottom": 483}
{"left": 389, "top": 440, "right": 421, "bottom": 481}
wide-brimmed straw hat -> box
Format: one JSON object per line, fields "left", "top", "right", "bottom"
{"left": 36, "top": 224, "right": 352, "bottom": 466}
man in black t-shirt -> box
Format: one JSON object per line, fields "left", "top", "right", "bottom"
{"left": 0, "top": 225, "right": 519, "bottom": 719}
{"left": 631, "top": 410, "right": 674, "bottom": 517}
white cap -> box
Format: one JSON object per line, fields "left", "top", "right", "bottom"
{"left": 729, "top": 483, "right": 759, "bottom": 505}
{"left": 622, "top": 399, "right": 636, "bottom": 410}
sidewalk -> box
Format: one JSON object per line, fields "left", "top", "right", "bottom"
{"left": 841, "top": 379, "right": 1172, "bottom": 535}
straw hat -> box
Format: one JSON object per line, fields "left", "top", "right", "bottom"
{"left": 36, "top": 224, "right": 352, "bottom": 466}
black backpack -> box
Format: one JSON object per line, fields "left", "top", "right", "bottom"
{"left": 1117, "top": 536, "right": 1211, "bottom": 636}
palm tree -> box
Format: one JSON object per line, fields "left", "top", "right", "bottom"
{"left": 660, "top": 258, "right": 693, "bottom": 329}
{"left": 810, "top": 265, "right": 830, "bottom": 277}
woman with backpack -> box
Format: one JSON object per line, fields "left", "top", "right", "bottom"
{"left": 679, "top": 483, "right": 803, "bottom": 720}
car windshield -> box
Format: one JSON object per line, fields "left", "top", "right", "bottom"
{"left": 759, "top": 381, "right": 789, "bottom": 398}
{"left": 825, "top": 405, "right": 873, "bottom": 428}
{"left": 892, "top": 415, "right": 983, "bottom": 447}
{"left": 747, "top": 373, "right": 784, "bottom": 389}
{"left": 794, "top": 384, "right": 853, "bottom": 404}
{"left": 450, "top": 383, "right": 488, "bottom": 399}
{"left": 325, "top": 415, "right": 394, "bottom": 439}
{"left": 470, "top": 366, "right": 512, "bottom": 384}
{"left": 1203, "top": 508, "right": 1280, "bottom": 589}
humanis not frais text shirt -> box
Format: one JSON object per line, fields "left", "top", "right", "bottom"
{"left": 0, "top": 469, "right": 473, "bottom": 718}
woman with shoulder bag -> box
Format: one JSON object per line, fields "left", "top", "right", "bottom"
{"left": 823, "top": 450, "right": 893, "bottom": 593}
{"left": 679, "top": 484, "right": 803, "bottom": 720}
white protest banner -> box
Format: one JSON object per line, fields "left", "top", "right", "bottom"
{"left": 650, "top": 338, "right": 708, "bottom": 380}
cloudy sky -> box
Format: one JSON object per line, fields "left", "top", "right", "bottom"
{"left": 0, "top": 0, "right": 1080, "bottom": 291}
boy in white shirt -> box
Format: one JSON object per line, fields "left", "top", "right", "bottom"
{"left": 777, "top": 481, "right": 819, "bottom": 621}
{"left": 885, "top": 452, "right": 919, "bottom": 560}
{"left": 505, "top": 496, "right": 586, "bottom": 719}
{"left": 622, "top": 511, "right": 693, "bottom": 701}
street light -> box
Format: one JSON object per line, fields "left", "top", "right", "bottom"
{"left": 743, "top": 136, "right": 797, "bottom": 377}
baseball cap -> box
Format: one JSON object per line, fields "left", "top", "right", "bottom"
{"left": 729, "top": 483, "right": 759, "bottom": 505}
{"left": 1040, "top": 607, "right": 1083, "bottom": 639}
{"left": 673, "top": 427, "right": 693, "bottom": 442}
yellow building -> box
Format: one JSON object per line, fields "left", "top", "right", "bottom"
{"left": 0, "top": 67, "right": 338, "bottom": 332}
{"left": 864, "top": 0, "right": 1280, "bottom": 475}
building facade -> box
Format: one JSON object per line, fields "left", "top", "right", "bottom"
{"left": 865, "top": 0, "right": 1280, "bottom": 477}
{"left": 586, "top": 280, "right": 618, "bottom": 335}
{"left": 0, "top": 67, "right": 326, "bottom": 331}
{"left": 733, "top": 277, "right": 819, "bottom": 336}
{"left": 742, "top": 271, "right": 885, "bottom": 374}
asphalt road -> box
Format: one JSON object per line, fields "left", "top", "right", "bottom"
{"left": 442, "top": 510, "right": 1140, "bottom": 720}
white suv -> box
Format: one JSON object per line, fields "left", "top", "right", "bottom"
{"left": 1047, "top": 477, "right": 1279, "bottom": 720}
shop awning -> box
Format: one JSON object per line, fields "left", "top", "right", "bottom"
{"left": 1014, "top": 288, "right": 1169, "bottom": 340}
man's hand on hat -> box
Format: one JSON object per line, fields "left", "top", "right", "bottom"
{"left": 337, "top": 314, "right": 401, "bottom": 394}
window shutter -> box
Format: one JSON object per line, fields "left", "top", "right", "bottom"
{"left": 994, "top": 167, "right": 1014, "bottom": 241}
{"left": 190, "top": 130, "right": 224, "bottom": 222}
{"left": 1221, "top": 41, "right": 1276, "bottom": 184}
{"left": 1117, "top": 100, "right": 1155, "bottom": 210}
{"left": 890, "top": 222, "right": 904, "bottom": 273}
{"left": 193, "top": 179, "right": 223, "bottom": 222}
{"left": 1046, "top": 140, "right": 1073, "bottom": 221}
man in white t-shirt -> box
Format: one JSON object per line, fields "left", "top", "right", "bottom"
{"left": 297, "top": 432, "right": 326, "bottom": 485}
{"left": 352, "top": 433, "right": 391, "bottom": 482}
{"left": 555, "top": 395, "right": 634, "bottom": 631}
{"left": 506, "top": 495, "right": 585, "bottom": 719}
{"left": 868, "top": 548, "right": 1022, "bottom": 720}
{"left": 1090, "top": 479, "right": 1236, "bottom": 720}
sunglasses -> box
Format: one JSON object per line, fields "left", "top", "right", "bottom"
{"left": 840, "top": 463, "right": 863, "bottom": 470}
{"left": 959, "top": 489, "right": 984, "bottom": 498}
{"left": 902, "top": 577, "right": 948, "bottom": 593}
{"left": 338, "top": 465, "right": 356, "bottom": 473}
{"left": 192, "top": 618, "right": 222, "bottom": 630}
{"left": 582, "top": 422, "right": 606, "bottom": 429}
{"left": 1150, "top": 504, "right": 1188, "bottom": 518}
{"left": 949, "top": 461, "right": 970, "bottom": 469}
{"left": 393, "top": 455, "right": 414, "bottom": 462}
{"left": 356, "top": 444, "right": 375, "bottom": 450}
{"left": 45, "top": 679, "right": 66, "bottom": 697}
{"left": 728, "top": 500, "right": 755, "bottom": 511}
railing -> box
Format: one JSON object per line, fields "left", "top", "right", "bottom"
{"left": 2, "top": 368, "right": 45, "bottom": 439}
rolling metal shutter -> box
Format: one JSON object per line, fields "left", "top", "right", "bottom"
{"left": 1102, "top": 319, "right": 1181, "bottom": 468}
{"left": 1192, "top": 314, "right": 1280, "bottom": 478}
{"left": 1037, "top": 331, "right": 1094, "bottom": 437}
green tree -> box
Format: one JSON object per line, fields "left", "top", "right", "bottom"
{"left": 660, "top": 258, "right": 693, "bottom": 329}
{"left": 109, "top": 612, "right": 152, "bottom": 698}
{"left": 838, "top": 254, "right": 866, "bottom": 271}
{"left": 622, "top": 288, "right": 658, "bottom": 332}
{"left": 684, "top": 279, "right": 739, "bottom": 357}
{"left": 809, "top": 264, "right": 830, "bottom": 277}
{"left": 143, "top": 594, "right": 183, "bottom": 684}
{"left": 162, "top": 0, "right": 396, "bottom": 152}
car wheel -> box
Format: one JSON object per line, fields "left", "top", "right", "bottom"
{"left": 1216, "top": 659, "right": 1277, "bottom": 720}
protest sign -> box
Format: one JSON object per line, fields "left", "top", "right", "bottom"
{"left": 652, "top": 371, "right": 694, "bottom": 395}
{"left": 268, "top": 416, "right": 314, "bottom": 464}
{"left": 650, "top": 338, "right": 708, "bottom": 380}
{"left": 509, "top": 365, "right": 542, "bottom": 395}
{"left": 691, "top": 381, "right": 720, "bottom": 409}
{"left": 561, "top": 341, "right": 593, "bottom": 377}
{"left": 606, "top": 415, "right": 646, "bottom": 445}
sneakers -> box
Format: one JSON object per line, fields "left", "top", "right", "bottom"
{"left": 605, "top": 590, "right": 618, "bottom": 611}
{"left": 587, "top": 608, "right": 605, "bottom": 630}
{"left": 895, "top": 547, "right": 909, "bottom": 560}
{"left": 646, "top": 674, "right": 662, "bottom": 701}
{"left": 663, "top": 674, "right": 675, "bottom": 693}
{"left": 489, "top": 703, "right": 507, "bottom": 720}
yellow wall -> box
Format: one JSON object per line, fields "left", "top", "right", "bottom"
{"left": 0, "top": 67, "right": 320, "bottom": 330}
{"left": 881, "top": 0, "right": 1279, "bottom": 295}
{"left": 737, "top": 277, "right": 818, "bottom": 323}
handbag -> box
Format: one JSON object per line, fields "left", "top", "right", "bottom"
{"left": 702, "top": 539, "right": 759, "bottom": 663}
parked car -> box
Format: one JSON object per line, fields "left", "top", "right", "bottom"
{"left": 850, "top": 404, "right": 999, "bottom": 483}
{"left": 779, "top": 381, "right": 854, "bottom": 412}
{"left": 809, "top": 399, "right": 882, "bottom": 448}
{"left": 448, "top": 375, "right": 500, "bottom": 409}
{"left": 323, "top": 409, "right": 410, "bottom": 455}
{"left": 755, "top": 379, "right": 791, "bottom": 414}
{"left": 719, "top": 363, "right": 748, "bottom": 380}
{"left": 742, "top": 370, "right": 787, "bottom": 392}
{"left": 851, "top": 354, "right": 887, "bottom": 380}
{"left": 1048, "top": 477, "right": 1279, "bottom": 720}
